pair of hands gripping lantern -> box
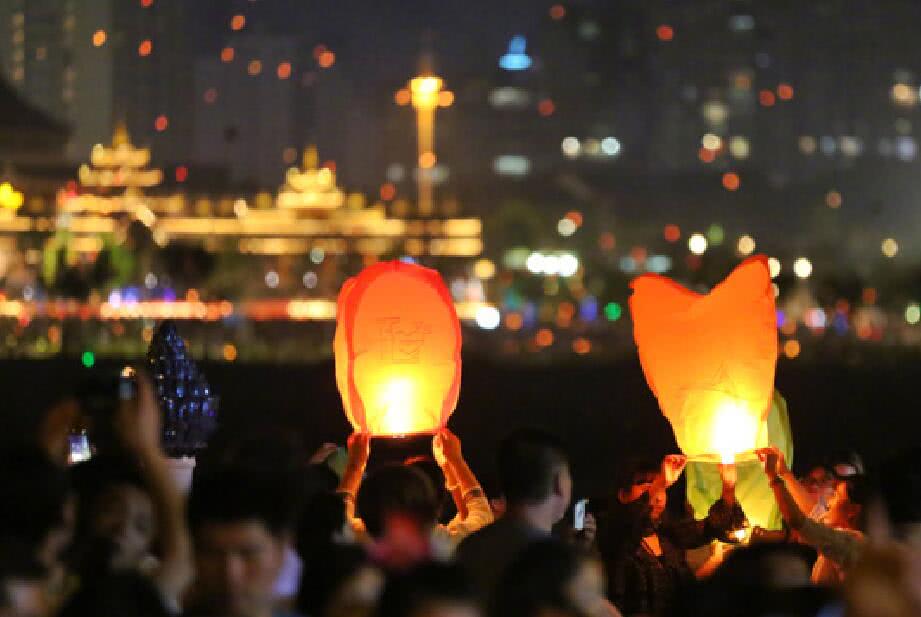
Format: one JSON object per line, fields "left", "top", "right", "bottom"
{"left": 629, "top": 256, "right": 778, "bottom": 463}
{"left": 334, "top": 261, "right": 462, "bottom": 437}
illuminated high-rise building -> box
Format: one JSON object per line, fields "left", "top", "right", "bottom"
{"left": 0, "top": 0, "right": 193, "bottom": 165}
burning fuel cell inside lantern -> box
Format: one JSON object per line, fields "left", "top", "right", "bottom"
{"left": 377, "top": 377, "right": 416, "bottom": 436}
{"left": 710, "top": 398, "right": 761, "bottom": 463}
{"left": 731, "top": 525, "right": 753, "bottom": 545}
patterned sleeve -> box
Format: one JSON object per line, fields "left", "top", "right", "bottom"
{"left": 442, "top": 488, "right": 495, "bottom": 540}
{"left": 797, "top": 518, "right": 864, "bottom": 569}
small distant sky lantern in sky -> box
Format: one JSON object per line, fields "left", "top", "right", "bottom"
{"left": 629, "top": 256, "right": 778, "bottom": 464}
{"left": 334, "top": 261, "right": 462, "bottom": 437}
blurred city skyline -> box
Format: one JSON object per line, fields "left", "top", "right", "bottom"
{"left": 1, "top": 1, "right": 921, "bottom": 365}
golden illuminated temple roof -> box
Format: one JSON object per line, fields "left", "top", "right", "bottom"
{"left": 276, "top": 146, "right": 345, "bottom": 211}
{"left": 82, "top": 123, "right": 163, "bottom": 188}
{"left": 4, "top": 140, "right": 484, "bottom": 259}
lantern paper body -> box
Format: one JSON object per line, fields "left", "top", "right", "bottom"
{"left": 686, "top": 389, "right": 794, "bottom": 530}
{"left": 334, "top": 261, "right": 462, "bottom": 437}
{"left": 629, "top": 256, "right": 777, "bottom": 462}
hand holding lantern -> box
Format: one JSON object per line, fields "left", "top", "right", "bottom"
{"left": 661, "top": 454, "right": 688, "bottom": 487}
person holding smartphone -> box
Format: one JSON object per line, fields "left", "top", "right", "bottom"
{"left": 67, "top": 370, "right": 194, "bottom": 611}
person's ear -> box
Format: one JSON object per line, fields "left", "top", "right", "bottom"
{"left": 552, "top": 470, "right": 564, "bottom": 498}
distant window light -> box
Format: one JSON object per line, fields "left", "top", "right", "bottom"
{"left": 619, "top": 256, "right": 638, "bottom": 273}
{"left": 799, "top": 136, "right": 817, "bottom": 155}
{"left": 489, "top": 86, "right": 531, "bottom": 109}
{"left": 561, "top": 136, "right": 580, "bottom": 158}
{"left": 701, "top": 100, "right": 728, "bottom": 125}
{"left": 896, "top": 136, "right": 917, "bottom": 161}
{"left": 839, "top": 136, "right": 862, "bottom": 157}
{"left": 578, "top": 20, "right": 601, "bottom": 41}
{"left": 647, "top": 255, "right": 672, "bottom": 274}
{"left": 411, "top": 165, "right": 450, "bottom": 185}
{"left": 493, "top": 155, "right": 531, "bottom": 176}
{"left": 728, "top": 15, "right": 755, "bottom": 31}
{"left": 277, "top": 62, "right": 292, "bottom": 79}
{"left": 386, "top": 164, "right": 405, "bottom": 183}
{"left": 819, "top": 136, "right": 837, "bottom": 156}
{"left": 600, "top": 137, "right": 621, "bottom": 156}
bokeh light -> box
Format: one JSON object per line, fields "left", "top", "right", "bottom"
{"left": 737, "top": 235, "right": 756, "bottom": 255}
{"left": 688, "top": 233, "right": 708, "bottom": 255}
{"left": 768, "top": 257, "right": 781, "bottom": 278}
{"left": 882, "top": 238, "right": 899, "bottom": 258}
{"left": 793, "top": 257, "right": 812, "bottom": 279}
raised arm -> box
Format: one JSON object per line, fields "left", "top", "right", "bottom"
{"left": 434, "top": 429, "right": 493, "bottom": 538}
{"left": 116, "top": 372, "right": 194, "bottom": 600}
{"left": 759, "top": 448, "right": 862, "bottom": 568}
{"left": 337, "top": 432, "right": 370, "bottom": 533}
{"left": 757, "top": 446, "right": 817, "bottom": 515}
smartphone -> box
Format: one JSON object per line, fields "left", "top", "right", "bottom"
{"left": 573, "top": 499, "right": 588, "bottom": 531}
{"left": 68, "top": 432, "right": 92, "bottom": 465}
{"left": 118, "top": 366, "right": 137, "bottom": 401}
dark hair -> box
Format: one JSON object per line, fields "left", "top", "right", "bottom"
{"left": 404, "top": 455, "right": 455, "bottom": 523}
{"left": 377, "top": 562, "right": 476, "bottom": 617}
{"left": 497, "top": 429, "right": 569, "bottom": 506}
{"left": 827, "top": 449, "right": 865, "bottom": 476}
{"left": 297, "top": 543, "right": 370, "bottom": 617}
{"left": 58, "top": 571, "right": 170, "bottom": 617}
{"left": 712, "top": 542, "right": 816, "bottom": 587}
{"left": 357, "top": 463, "right": 438, "bottom": 539}
{"left": 188, "top": 468, "right": 296, "bottom": 538}
{"left": 296, "top": 491, "right": 346, "bottom": 559}
{"left": 0, "top": 447, "right": 70, "bottom": 548}
{"left": 842, "top": 474, "right": 874, "bottom": 508}
{"left": 70, "top": 454, "right": 147, "bottom": 542}
{"left": 491, "top": 540, "right": 586, "bottom": 617}
{"left": 683, "top": 544, "right": 834, "bottom": 617}
{"left": 612, "top": 457, "right": 660, "bottom": 494}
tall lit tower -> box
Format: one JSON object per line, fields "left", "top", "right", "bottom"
{"left": 395, "top": 69, "right": 453, "bottom": 216}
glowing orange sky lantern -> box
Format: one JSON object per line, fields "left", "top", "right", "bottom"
{"left": 629, "top": 256, "right": 777, "bottom": 463}
{"left": 334, "top": 261, "right": 462, "bottom": 437}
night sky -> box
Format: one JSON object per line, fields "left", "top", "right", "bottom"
{"left": 192, "top": 0, "right": 550, "bottom": 88}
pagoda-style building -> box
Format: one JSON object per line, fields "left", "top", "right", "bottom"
{"left": 276, "top": 146, "right": 344, "bottom": 211}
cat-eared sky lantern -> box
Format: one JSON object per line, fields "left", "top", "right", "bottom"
{"left": 629, "top": 256, "right": 778, "bottom": 463}
{"left": 334, "top": 261, "right": 462, "bottom": 437}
